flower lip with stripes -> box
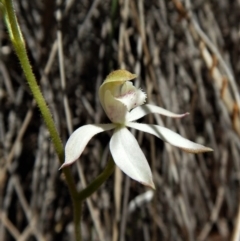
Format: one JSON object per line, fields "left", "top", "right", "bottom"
{"left": 60, "top": 69, "right": 213, "bottom": 189}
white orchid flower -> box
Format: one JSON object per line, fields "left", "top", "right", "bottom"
{"left": 61, "top": 70, "right": 213, "bottom": 189}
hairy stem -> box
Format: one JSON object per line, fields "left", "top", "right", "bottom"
{"left": 2, "top": 1, "right": 81, "bottom": 240}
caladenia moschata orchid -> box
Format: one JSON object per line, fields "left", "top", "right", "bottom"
{"left": 61, "top": 70, "right": 213, "bottom": 189}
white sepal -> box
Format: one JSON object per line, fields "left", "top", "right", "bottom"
{"left": 110, "top": 127, "right": 155, "bottom": 189}
{"left": 127, "top": 122, "right": 213, "bottom": 153}
{"left": 60, "top": 123, "right": 116, "bottom": 169}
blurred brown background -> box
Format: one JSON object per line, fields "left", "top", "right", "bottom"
{"left": 0, "top": 0, "right": 240, "bottom": 240}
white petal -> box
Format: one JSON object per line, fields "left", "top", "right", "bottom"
{"left": 127, "top": 104, "right": 189, "bottom": 122}
{"left": 60, "top": 124, "right": 116, "bottom": 169}
{"left": 110, "top": 127, "right": 155, "bottom": 189}
{"left": 127, "top": 122, "right": 213, "bottom": 153}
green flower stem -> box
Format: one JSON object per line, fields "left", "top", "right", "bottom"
{"left": 2, "top": 0, "right": 78, "bottom": 194}
{"left": 73, "top": 199, "right": 82, "bottom": 241}
{"left": 2, "top": 1, "right": 81, "bottom": 240}
{"left": 3, "top": 1, "right": 63, "bottom": 161}
{"left": 78, "top": 158, "right": 115, "bottom": 201}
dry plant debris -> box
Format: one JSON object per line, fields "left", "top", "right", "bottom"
{"left": 0, "top": 0, "right": 240, "bottom": 241}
